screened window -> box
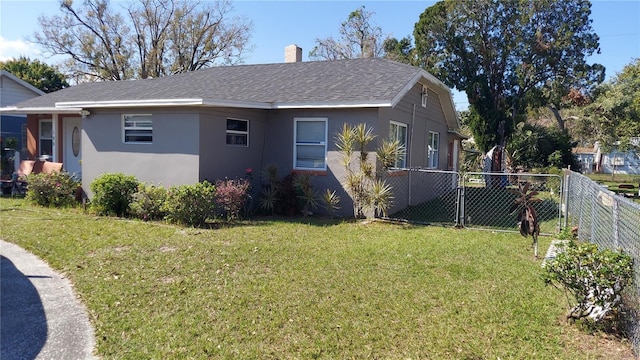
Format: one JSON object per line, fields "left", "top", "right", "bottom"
{"left": 389, "top": 121, "right": 408, "bottom": 168}
{"left": 226, "top": 118, "right": 249, "bottom": 146}
{"left": 428, "top": 131, "right": 440, "bottom": 168}
{"left": 123, "top": 114, "right": 152, "bottom": 143}
{"left": 294, "top": 118, "right": 327, "bottom": 170}
{"left": 39, "top": 119, "right": 53, "bottom": 158}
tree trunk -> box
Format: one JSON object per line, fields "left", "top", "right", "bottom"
{"left": 549, "top": 105, "right": 565, "bottom": 130}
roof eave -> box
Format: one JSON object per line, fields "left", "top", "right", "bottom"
{"left": 0, "top": 106, "right": 84, "bottom": 115}
{"left": 273, "top": 101, "right": 391, "bottom": 109}
{"left": 56, "top": 98, "right": 205, "bottom": 108}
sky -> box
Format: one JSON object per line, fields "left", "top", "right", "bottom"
{"left": 0, "top": 0, "right": 639, "bottom": 110}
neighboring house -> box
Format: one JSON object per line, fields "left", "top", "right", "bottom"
{"left": 0, "top": 70, "right": 45, "bottom": 158}
{"left": 573, "top": 146, "right": 598, "bottom": 174}
{"left": 573, "top": 140, "right": 640, "bottom": 175}
{"left": 0, "top": 46, "right": 464, "bottom": 217}
{"left": 597, "top": 138, "right": 640, "bottom": 175}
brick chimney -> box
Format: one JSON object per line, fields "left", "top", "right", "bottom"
{"left": 285, "top": 44, "right": 302, "bottom": 63}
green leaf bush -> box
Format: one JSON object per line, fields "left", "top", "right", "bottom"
{"left": 90, "top": 173, "right": 140, "bottom": 216}
{"left": 164, "top": 181, "right": 216, "bottom": 227}
{"left": 543, "top": 241, "right": 634, "bottom": 322}
{"left": 130, "top": 184, "right": 168, "bottom": 221}
{"left": 25, "top": 171, "right": 79, "bottom": 207}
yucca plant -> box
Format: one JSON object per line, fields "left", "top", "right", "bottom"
{"left": 293, "top": 173, "right": 319, "bottom": 216}
{"left": 370, "top": 179, "right": 393, "bottom": 218}
{"left": 259, "top": 186, "right": 279, "bottom": 215}
{"left": 376, "top": 138, "right": 406, "bottom": 173}
{"left": 321, "top": 189, "right": 341, "bottom": 219}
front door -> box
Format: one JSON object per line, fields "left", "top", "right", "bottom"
{"left": 63, "top": 117, "right": 82, "bottom": 179}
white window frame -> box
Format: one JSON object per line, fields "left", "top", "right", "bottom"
{"left": 39, "top": 119, "right": 53, "bottom": 159}
{"left": 390, "top": 121, "right": 408, "bottom": 168}
{"left": 293, "top": 117, "right": 328, "bottom": 171}
{"left": 122, "top": 114, "right": 153, "bottom": 144}
{"left": 226, "top": 118, "right": 249, "bottom": 147}
{"left": 428, "top": 131, "right": 440, "bottom": 168}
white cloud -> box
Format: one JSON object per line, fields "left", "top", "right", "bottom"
{"left": 0, "top": 36, "right": 43, "bottom": 62}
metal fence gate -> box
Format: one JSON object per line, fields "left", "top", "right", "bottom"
{"left": 461, "top": 172, "right": 563, "bottom": 235}
{"left": 383, "top": 169, "right": 563, "bottom": 235}
{"left": 381, "top": 169, "right": 460, "bottom": 225}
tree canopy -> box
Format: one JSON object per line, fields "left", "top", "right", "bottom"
{"left": 309, "top": 6, "right": 389, "bottom": 60}
{"left": 0, "top": 56, "right": 69, "bottom": 93}
{"left": 33, "top": 0, "right": 252, "bottom": 81}
{"left": 413, "top": 0, "right": 603, "bottom": 152}
{"left": 574, "top": 58, "right": 640, "bottom": 150}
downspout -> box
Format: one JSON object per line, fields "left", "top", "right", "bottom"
{"left": 409, "top": 103, "right": 416, "bottom": 207}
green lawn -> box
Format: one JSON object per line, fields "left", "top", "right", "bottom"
{"left": 0, "top": 199, "right": 633, "bottom": 359}
{"left": 585, "top": 173, "right": 640, "bottom": 204}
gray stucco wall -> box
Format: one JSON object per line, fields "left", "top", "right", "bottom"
{"left": 81, "top": 108, "right": 200, "bottom": 196}
{"left": 198, "top": 108, "right": 267, "bottom": 183}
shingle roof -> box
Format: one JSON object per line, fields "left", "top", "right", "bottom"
{"left": 10, "top": 58, "right": 449, "bottom": 109}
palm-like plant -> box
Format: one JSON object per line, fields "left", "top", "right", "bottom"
{"left": 508, "top": 182, "right": 542, "bottom": 258}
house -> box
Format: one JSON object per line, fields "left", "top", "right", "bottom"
{"left": 0, "top": 70, "right": 45, "bottom": 159}
{"left": 597, "top": 139, "right": 640, "bottom": 175}
{"left": 0, "top": 45, "right": 463, "bottom": 217}
{"left": 573, "top": 145, "right": 598, "bottom": 174}
{"left": 574, "top": 140, "right": 640, "bottom": 175}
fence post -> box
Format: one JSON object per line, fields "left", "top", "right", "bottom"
{"left": 612, "top": 198, "right": 620, "bottom": 249}
{"left": 563, "top": 171, "right": 570, "bottom": 230}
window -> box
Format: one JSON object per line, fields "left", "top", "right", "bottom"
{"left": 389, "top": 121, "right": 408, "bottom": 168}
{"left": 39, "top": 119, "right": 53, "bottom": 158}
{"left": 428, "top": 131, "right": 439, "bottom": 168}
{"left": 226, "top": 118, "right": 249, "bottom": 146}
{"left": 294, "top": 118, "right": 327, "bottom": 170}
{"left": 123, "top": 114, "right": 152, "bottom": 143}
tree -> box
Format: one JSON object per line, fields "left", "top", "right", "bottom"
{"left": 507, "top": 122, "right": 578, "bottom": 170}
{"left": 575, "top": 59, "right": 640, "bottom": 150}
{"left": 382, "top": 36, "right": 415, "bottom": 64}
{"left": 0, "top": 56, "right": 69, "bottom": 93}
{"left": 310, "top": 6, "right": 389, "bottom": 60}
{"left": 32, "top": 0, "right": 252, "bottom": 81}
{"left": 413, "top": 0, "right": 603, "bottom": 152}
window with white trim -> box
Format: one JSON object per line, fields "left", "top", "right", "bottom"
{"left": 389, "top": 121, "right": 408, "bottom": 168}
{"left": 428, "top": 131, "right": 439, "bottom": 168}
{"left": 39, "top": 119, "right": 53, "bottom": 158}
{"left": 294, "top": 118, "right": 327, "bottom": 170}
{"left": 226, "top": 118, "right": 249, "bottom": 146}
{"left": 123, "top": 114, "right": 152, "bottom": 143}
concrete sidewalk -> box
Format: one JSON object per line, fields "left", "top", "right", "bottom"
{"left": 1, "top": 240, "right": 96, "bottom": 360}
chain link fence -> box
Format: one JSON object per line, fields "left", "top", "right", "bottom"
{"left": 382, "top": 169, "right": 460, "bottom": 225}
{"left": 564, "top": 170, "right": 640, "bottom": 352}
{"left": 381, "top": 170, "right": 562, "bottom": 234}
{"left": 461, "top": 172, "right": 563, "bottom": 235}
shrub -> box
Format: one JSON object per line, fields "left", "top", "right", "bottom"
{"left": 321, "top": 189, "right": 341, "bottom": 218}
{"left": 258, "top": 165, "right": 298, "bottom": 216}
{"left": 25, "top": 171, "right": 79, "bottom": 207}
{"left": 543, "top": 241, "right": 634, "bottom": 322}
{"left": 164, "top": 181, "right": 216, "bottom": 226}
{"left": 293, "top": 173, "right": 318, "bottom": 216}
{"left": 90, "top": 173, "right": 139, "bottom": 217}
{"left": 215, "top": 178, "right": 251, "bottom": 221}
{"left": 130, "top": 184, "right": 168, "bottom": 221}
